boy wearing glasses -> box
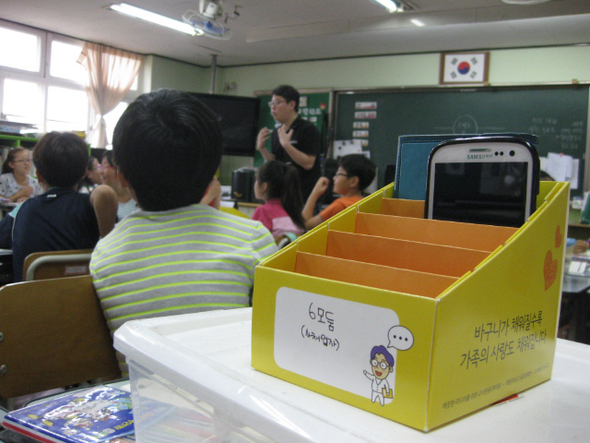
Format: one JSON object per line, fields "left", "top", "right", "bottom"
{"left": 256, "top": 85, "right": 322, "bottom": 200}
{"left": 302, "top": 153, "right": 376, "bottom": 230}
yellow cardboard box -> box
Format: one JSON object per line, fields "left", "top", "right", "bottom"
{"left": 251, "top": 181, "right": 568, "bottom": 431}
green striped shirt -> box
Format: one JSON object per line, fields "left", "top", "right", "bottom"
{"left": 90, "top": 204, "right": 278, "bottom": 373}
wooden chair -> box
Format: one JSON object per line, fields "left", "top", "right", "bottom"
{"left": 22, "top": 249, "right": 93, "bottom": 281}
{"left": 0, "top": 275, "right": 121, "bottom": 407}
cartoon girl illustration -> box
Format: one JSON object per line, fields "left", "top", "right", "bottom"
{"left": 363, "top": 345, "right": 394, "bottom": 406}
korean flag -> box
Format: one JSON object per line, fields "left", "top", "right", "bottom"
{"left": 441, "top": 53, "right": 488, "bottom": 84}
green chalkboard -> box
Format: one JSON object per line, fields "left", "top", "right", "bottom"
{"left": 334, "top": 86, "right": 589, "bottom": 195}
{"left": 255, "top": 91, "right": 331, "bottom": 167}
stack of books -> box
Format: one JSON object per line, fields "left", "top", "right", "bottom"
{"left": 1, "top": 386, "right": 134, "bottom": 443}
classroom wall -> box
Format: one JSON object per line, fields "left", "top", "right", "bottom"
{"left": 142, "top": 56, "right": 250, "bottom": 185}
{"left": 146, "top": 45, "right": 590, "bottom": 186}
{"left": 217, "top": 46, "right": 590, "bottom": 94}
{"left": 219, "top": 52, "right": 439, "bottom": 94}
{"left": 143, "top": 55, "right": 211, "bottom": 92}
{"left": 145, "top": 45, "right": 590, "bottom": 103}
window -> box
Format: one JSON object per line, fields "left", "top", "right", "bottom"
{"left": 103, "top": 102, "right": 129, "bottom": 145}
{"left": 0, "top": 20, "right": 142, "bottom": 140}
{"left": 2, "top": 79, "right": 44, "bottom": 125}
{"left": 0, "top": 26, "right": 41, "bottom": 72}
{"left": 50, "top": 40, "right": 86, "bottom": 83}
{"left": 46, "top": 86, "right": 89, "bottom": 132}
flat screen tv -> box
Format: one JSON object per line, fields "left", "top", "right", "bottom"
{"left": 190, "top": 93, "right": 260, "bottom": 157}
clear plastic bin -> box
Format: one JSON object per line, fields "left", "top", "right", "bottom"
{"left": 114, "top": 308, "right": 590, "bottom": 442}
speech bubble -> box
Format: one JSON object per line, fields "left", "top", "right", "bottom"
{"left": 387, "top": 325, "right": 414, "bottom": 351}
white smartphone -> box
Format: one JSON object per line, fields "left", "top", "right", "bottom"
{"left": 425, "top": 136, "right": 540, "bottom": 228}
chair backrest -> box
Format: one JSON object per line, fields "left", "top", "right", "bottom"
{"left": 0, "top": 275, "right": 121, "bottom": 399}
{"left": 22, "top": 249, "right": 93, "bottom": 281}
{"left": 219, "top": 206, "right": 250, "bottom": 219}
{"left": 275, "top": 232, "right": 298, "bottom": 249}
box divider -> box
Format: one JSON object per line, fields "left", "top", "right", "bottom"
{"left": 326, "top": 231, "right": 491, "bottom": 278}
{"left": 295, "top": 251, "right": 456, "bottom": 298}
{"left": 355, "top": 213, "right": 516, "bottom": 252}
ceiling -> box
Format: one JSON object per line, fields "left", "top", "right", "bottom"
{"left": 2, "top": 0, "right": 590, "bottom": 67}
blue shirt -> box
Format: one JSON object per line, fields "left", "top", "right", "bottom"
{"left": 0, "top": 187, "right": 100, "bottom": 281}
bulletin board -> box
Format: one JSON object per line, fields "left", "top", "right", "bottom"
{"left": 334, "top": 85, "right": 590, "bottom": 195}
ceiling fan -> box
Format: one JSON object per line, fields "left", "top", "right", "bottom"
{"left": 182, "top": 0, "right": 240, "bottom": 40}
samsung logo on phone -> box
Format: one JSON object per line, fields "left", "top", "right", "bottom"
{"left": 467, "top": 153, "right": 494, "bottom": 160}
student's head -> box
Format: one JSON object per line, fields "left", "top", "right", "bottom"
{"left": 86, "top": 156, "right": 102, "bottom": 185}
{"left": 334, "top": 154, "right": 376, "bottom": 194}
{"left": 2, "top": 147, "right": 32, "bottom": 175}
{"left": 112, "top": 89, "right": 222, "bottom": 211}
{"left": 78, "top": 156, "right": 102, "bottom": 189}
{"left": 32, "top": 131, "right": 88, "bottom": 188}
{"left": 255, "top": 160, "right": 298, "bottom": 201}
{"left": 100, "top": 151, "right": 119, "bottom": 190}
{"left": 255, "top": 160, "right": 305, "bottom": 230}
{"left": 271, "top": 85, "right": 300, "bottom": 112}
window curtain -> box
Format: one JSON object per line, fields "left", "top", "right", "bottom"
{"left": 77, "top": 43, "right": 144, "bottom": 148}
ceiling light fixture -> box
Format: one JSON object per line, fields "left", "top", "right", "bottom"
{"left": 501, "top": 0, "right": 551, "bottom": 4}
{"left": 108, "top": 3, "right": 202, "bottom": 36}
{"left": 411, "top": 18, "right": 425, "bottom": 27}
{"left": 370, "top": 0, "right": 403, "bottom": 13}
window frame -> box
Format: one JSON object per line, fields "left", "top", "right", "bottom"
{"left": 0, "top": 20, "right": 143, "bottom": 141}
{"left": 0, "top": 20, "right": 46, "bottom": 77}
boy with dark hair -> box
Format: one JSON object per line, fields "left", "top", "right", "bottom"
{"left": 302, "top": 153, "right": 376, "bottom": 230}
{"left": 111, "top": 90, "right": 221, "bottom": 211}
{"left": 0, "top": 131, "right": 118, "bottom": 281}
{"left": 90, "top": 89, "right": 277, "bottom": 373}
{"left": 256, "top": 84, "right": 322, "bottom": 200}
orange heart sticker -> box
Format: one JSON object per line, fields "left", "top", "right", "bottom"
{"left": 544, "top": 250, "right": 558, "bottom": 290}
{"left": 555, "top": 225, "right": 563, "bottom": 249}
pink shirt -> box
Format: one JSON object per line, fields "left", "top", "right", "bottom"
{"left": 252, "top": 199, "right": 304, "bottom": 238}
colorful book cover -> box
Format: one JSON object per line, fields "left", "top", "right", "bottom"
{"left": 1, "top": 386, "right": 134, "bottom": 443}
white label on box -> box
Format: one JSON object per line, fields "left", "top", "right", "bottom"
{"left": 274, "top": 288, "right": 414, "bottom": 404}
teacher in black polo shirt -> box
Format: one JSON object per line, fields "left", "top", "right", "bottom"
{"left": 256, "top": 85, "right": 322, "bottom": 201}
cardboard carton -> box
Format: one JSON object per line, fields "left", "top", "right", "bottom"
{"left": 251, "top": 181, "right": 568, "bottom": 431}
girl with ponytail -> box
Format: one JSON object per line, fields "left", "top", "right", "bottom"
{"left": 252, "top": 160, "right": 306, "bottom": 239}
